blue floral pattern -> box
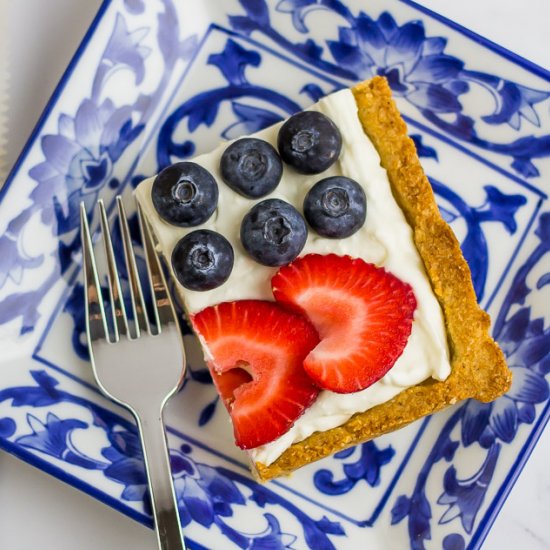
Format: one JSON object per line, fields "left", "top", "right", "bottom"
{"left": 391, "top": 213, "right": 550, "bottom": 549}
{"left": 229, "top": 1, "right": 550, "bottom": 178}
{"left": 0, "top": 0, "right": 549, "bottom": 548}
{"left": 314, "top": 442, "right": 395, "bottom": 496}
{"left": 0, "top": 1, "right": 198, "bottom": 335}
{"left": 0, "top": 369, "right": 345, "bottom": 548}
{"left": 431, "top": 179, "right": 527, "bottom": 302}
{"left": 157, "top": 37, "right": 300, "bottom": 170}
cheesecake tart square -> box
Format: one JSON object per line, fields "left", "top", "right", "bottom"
{"left": 135, "top": 76, "right": 511, "bottom": 481}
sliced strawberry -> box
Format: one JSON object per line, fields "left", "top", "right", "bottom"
{"left": 190, "top": 300, "right": 320, "bottom": 449}
{"left": 272, "top": 254, "right": 417, "bottom": 393}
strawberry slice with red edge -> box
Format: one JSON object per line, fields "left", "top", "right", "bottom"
{"left": 190, "top": 300, "right": 320, "bottom": 449}
{"left": 272, "top": 254, "right": 417, "bottom": 393}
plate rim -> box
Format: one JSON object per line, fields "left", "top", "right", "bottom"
{"left": 2, "top": 0, "right": 550, "bottom": 204}
{"left": 0, "top": 0, "right": 549, "bottom": 547}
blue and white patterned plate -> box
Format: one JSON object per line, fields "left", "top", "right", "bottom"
{"left": 1, "top": 1, "right": 549, "bottom": 548}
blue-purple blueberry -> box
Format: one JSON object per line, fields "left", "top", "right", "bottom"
{"left": 303, "top": 176, "right": 366, "bottom": 238}
{"left": 171, "top": 230, "right": 233, "bottom": 291}
{"left": 277, "top": 111, "right": 342, "bottom": 174}
{"left": 220, "top": 138, "right": 282, "bottom": 198}
{"left": 152, "top": 162, "right": 218, "bottom": 227}
{"left": 240, "top": 199, "right": 307, "bottom": 266}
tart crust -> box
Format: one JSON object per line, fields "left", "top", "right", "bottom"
{"left": 252, "top": 76, "right": 511, "bottom": 482}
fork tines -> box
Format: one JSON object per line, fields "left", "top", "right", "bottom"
{"left": 80, "top": 197, "right": 175, "bottom": 344}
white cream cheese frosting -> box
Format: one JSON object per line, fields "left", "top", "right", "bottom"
{"left": 135, "top": 88, "right": 451, "bottom": 466}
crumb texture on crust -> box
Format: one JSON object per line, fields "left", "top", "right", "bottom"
{"left": 254, "top": 76, "right": 511, "bottom": 482}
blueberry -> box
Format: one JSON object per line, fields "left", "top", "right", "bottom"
{"left": 304, "top": 176, "right": 366, "bottom": 238}
{"left": 220, "top": 138, "right": 283, "bottom": 198}
{"left": 171, "top": 230, "right": 234, "bottom": 291}
{"left": 241, "top": 199, "right": 307, "bottom": 266}
{"left": 277, "top": 111, "right": 342, "bottom": 174}
{"left": 152, "top": 162, "right": 218, "bottom": 227}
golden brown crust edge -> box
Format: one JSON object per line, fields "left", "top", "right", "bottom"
{"left": 253, "top": 76, "right": 511, "bottom": 482}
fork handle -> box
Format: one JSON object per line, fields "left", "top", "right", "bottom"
{"left": 137, "top": 411, "right": 186, "bottom": 550}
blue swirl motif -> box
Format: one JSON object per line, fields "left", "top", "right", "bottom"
{"left": 314, "top": 442, "right": 395, "bottom": 496}
{"left": 157, "top": 37, "right": 305, "bottom": 170}
{"left": 228, "top": 0, "right": 550, "bottom": 179}
{"left": 0, "top": 374, "right": 346, "bottom": 549}
{"left": 390, "top": 212, "right": 550, "bottom": 549}
{"left": 0, "top": 0, "right": 198, "bottom": 334}
{"left": 432, "top": 180, "right": 527, "bottom": 302}
{"left": 412, "top": 137, "right": 529, "bottom": 302}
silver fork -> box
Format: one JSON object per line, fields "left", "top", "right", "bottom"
{"left": 80, "top": 197, "right": 187, "bottom": 550}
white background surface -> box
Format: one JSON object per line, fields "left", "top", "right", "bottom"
{"left": 1, "top": 1, "right": 549, "bottom": 548}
